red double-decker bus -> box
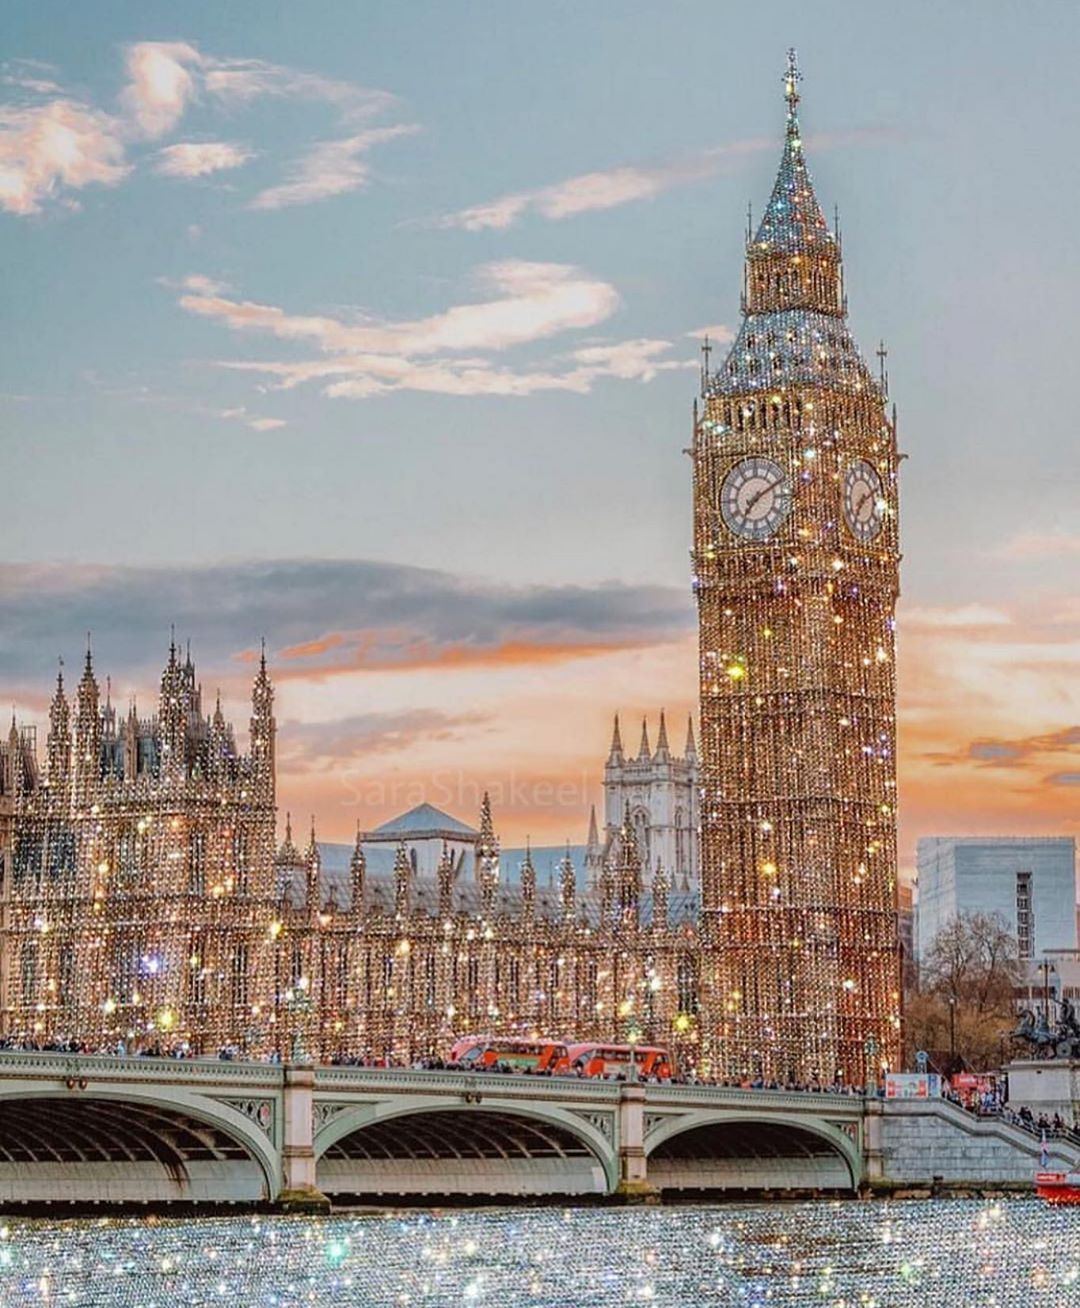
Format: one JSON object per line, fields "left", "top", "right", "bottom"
{"left": 448, "top": 1035, "right": 570, "bottom": 1074}
{"left": 566, "top": 1042, "right": 674, "bottom": 1080}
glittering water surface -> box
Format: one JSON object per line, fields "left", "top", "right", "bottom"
{"left": 0, "top": 1200, "right": 1078, "bottom": 1307}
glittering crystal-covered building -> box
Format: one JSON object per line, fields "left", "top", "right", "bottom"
{"left": 0, "top": 646, "right": 704, "bottom": 1065}
{"left": 0, "top": 642, "right": 279, "bottom": 1052}
{"left": 692, "top": 53, "right": 902, "bottom": 1081}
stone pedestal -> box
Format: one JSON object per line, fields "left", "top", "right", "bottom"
{"left": 615, "top": 1081, "right": 659, "bottom": 1202}
{"left": 279, "top": 1063, "right": 330, "bottom": 1211}
{"left": 1005, "top": 1059, "right": 1080, "bottom": 1125}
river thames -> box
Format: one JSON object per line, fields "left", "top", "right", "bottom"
{"left": 0, "top": 1199, "right": 1077, "bottom": 1307}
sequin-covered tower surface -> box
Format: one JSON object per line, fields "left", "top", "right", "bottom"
{"left": 693, "top": 52, "right": 902, "bottom": 1082}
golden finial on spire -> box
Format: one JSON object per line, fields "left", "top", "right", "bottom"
{"left": 784, "top": 47, "right": 801, "bottom": 124}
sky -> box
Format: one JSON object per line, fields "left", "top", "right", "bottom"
{"left": 1, "top": 1, "right": 1078, "bottom": 883}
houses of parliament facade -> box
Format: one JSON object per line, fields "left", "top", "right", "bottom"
{"left": 0, "top": 54, "right": 901, "bottom": 1082}
{"left": 0, "top": 643, "right": 705, "bottom": 1068}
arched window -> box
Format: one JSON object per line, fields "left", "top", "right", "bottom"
{"left": 633, "top": 808, "right": 650, "bottom": 865}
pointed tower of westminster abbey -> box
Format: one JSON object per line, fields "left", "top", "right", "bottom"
{"left": 693, "top": 53, "right": 902, "bottom": 1082}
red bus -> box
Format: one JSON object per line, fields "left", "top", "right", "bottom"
{"left": 448, "top": 1035, "right": 570, "bottom": 1074}
{"left": 566, "top": 1042, "right": 674, "bottom": 1080}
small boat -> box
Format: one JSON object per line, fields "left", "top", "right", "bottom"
{"left": 1035, "top": 1171, "right": 1080, "bottom": 1205}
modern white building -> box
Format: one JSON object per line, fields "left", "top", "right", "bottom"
{"left": 915, "top": 836, "right": 1077, "bottom": 960}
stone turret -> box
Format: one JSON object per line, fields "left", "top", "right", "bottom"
{"left": 349, "top": 825, "right": 366, "bottom": 914}
{"left": 394, "top": 841, "right": 411, "bottom": 917}
{"left": 520, "top": 841, "right": 536, "bottom": 921}
{"left": 46, "top": 665, "right": 70, "bottom": 790}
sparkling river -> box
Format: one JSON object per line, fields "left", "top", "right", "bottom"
{"left": 0, "top": 1200, "right": 1078, "bottom": 1307}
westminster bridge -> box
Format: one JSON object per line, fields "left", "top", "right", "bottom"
{"left": 0, "top": 1052, "right": 1076, "bottom": 1207}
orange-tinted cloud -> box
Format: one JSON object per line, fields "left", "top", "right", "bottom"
{"left": 264, "top": 633, "right": 671, "bottom": 682}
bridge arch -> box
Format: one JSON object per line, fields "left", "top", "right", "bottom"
{"left": 316, "top": 1097, "right": 617, "bottom": 1198}
{"left": 0, "top": 1084, "right": 279, "bottom": 1205}
{"left": 646, "top": 1111, "right": 861, "bottom": 1194}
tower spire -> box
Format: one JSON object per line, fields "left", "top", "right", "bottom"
{"left": 655, "top": 709, "right": 670, "bottom": 761}
{"left": 684, "top": 714, "right": 697, "bottom": 761}
{"left": 607, "top": 712, "right": 624, "bottom": 763}
{"left": 636, "top": 716, "right": 651, "bottom": 763}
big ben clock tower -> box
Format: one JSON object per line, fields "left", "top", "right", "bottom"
{"left": 693, "top": 52, "right": 901, "bottom": 1083}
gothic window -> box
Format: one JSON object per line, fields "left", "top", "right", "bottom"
{"left": 383, "top": 954, "right": 394, "bottom": 996}
{"left": 189, "top": 830, "right": 206, "bottom": 895}
{"left": 231, "top": 941, "right": 248, "bottom": 1010}
{"left": 676, "top": 954, "right": 699, "bottom": 1015}
{"left": 584, "top": 958, "right": 598, "bottom": 1015}
{"left": 633, "top": 809, "right": 650, "bottom": 866}
{"left": 58, "top": 942, "right": 75, "bottom": 1005}
{"left": 21, "top": 939, "right": 38, "bottom": 1005}
{"left": 232, "top": 829, "right": 248, "bottom": 895}
{"left": 548, "top": 958, "right": 562, "bottom": 1014}
{"left": 508, "top": 957, "right": 521, "bottom": 1009}
{"left": 674, "top": 808, "right": 686, "bottom": 875}
{"left": 424, "top": 953, "right": 437, "bottom": 1008}
{"left": 47, "top": 828, "right": 76, "bottom": 883}
{"left": 467, "top": 957, "right": 480, "bottom": 994}
{"left": 190, "top": 934, "right": 207, "bottom": 1007}
{"left": 14, "top": 833, "right": 42, "bottom": 889}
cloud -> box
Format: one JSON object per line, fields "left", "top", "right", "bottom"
{"left": 437, "top": 131, "right": 889, "bottom": 231}
{"left": 248, "top": 124, "right": 419, "bottom": 210}
{"left": 901, "top": 603, "right": 1013, "bottom": 629}
{"left": 118, "top": 41, "right": 202, "bottom": 140}
{"left": 0, "top": 40, "right": 407, "bottom": 215}
{"left": 997, "top": 531, "right": 1080, "bottom": 560}
{"left": 0, "top": 98, "right": 129, "bottom": 214}
{"left": 218, "top": 406, "right": 286, "bottom": 431}
{"left": 440, "top": 140, "right": 771, "bottom": 230}
{"left": 686, "top": 325, "right": 736, "bottom": 344}
{"left": 174, "top": 260, "right": 694, "bottom": 398}
{"left": 155, "top": 140, "right": 254, "bottom": 177}
{"left": 277, "top": 709, "right": 491, "bottom": 772}
{"left": 1046, "top": 772, "right": 1080, "bottom": 787}
{"left": 0, "top": 558, "right": 693, "bottom": 689}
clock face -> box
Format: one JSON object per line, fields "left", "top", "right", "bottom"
{"left": 718, "top": 457, "right": 792, "bottom": 541}
{"left": 843, "top": 460, "right": 885, "bottom": 542}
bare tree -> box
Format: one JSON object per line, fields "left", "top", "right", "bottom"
{"left": 905, "top": 913, "right": 1022, "bottom": 1072}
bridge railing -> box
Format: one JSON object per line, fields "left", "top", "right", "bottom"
{"left": 314, "top": 1065, "right": 622, "bottom": 1100}
{"left": 644, "top": 1082, "right": 867, "bottom": 1112}
{"left": 0, "top": 1049, "right": 283, "bottom": 1086}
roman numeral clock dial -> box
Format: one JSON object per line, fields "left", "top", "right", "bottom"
{"left": 843, "top": 459, "right": 885, "bottom": 543}
{"left": 717, "top": 456, "right": 792, "bottom": 541}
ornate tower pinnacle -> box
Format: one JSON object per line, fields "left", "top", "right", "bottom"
{"left": 684, "top": 714, "right": 697, "bottom": 762}
{"left": 559, "top": 843, "right": 577, "bottom": 922}
{"left": 249, "top": 641, "right": 275, "bottom": 804}
{"left": 607, "top": 713, "right": 624, "bottom": 764}
{"left": 654, "top": 709, "right": 670, "bottom": 762}
{"left": 636, "top": 717, "right": 651, "bottom": 763}
{"left": 693, "top": 53, "right": 901, "bottom": 1082}
{"left": 476, "top": 791, "right": 499, "bottom": 913}
{"left": 46, "top": 662, "right": 71, "bottom": 787}
{"left": 520, "top": 839, "right": 536, "bottom": 921}
{"left": 350, "top": 823, "right": 366, "bottom": 915}
{"left": 393, "top": 841, "right": 411, "bottom": 917}
{"left": 74, "top": 638, "right": 101, "bottom": 798}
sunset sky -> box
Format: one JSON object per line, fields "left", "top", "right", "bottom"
{"left": 2, "top": 2, "right": 1078, "bottom": 885}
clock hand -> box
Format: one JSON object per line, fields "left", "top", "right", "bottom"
{"left": 745, "top": 476, "right": 788, "bottom": 513}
